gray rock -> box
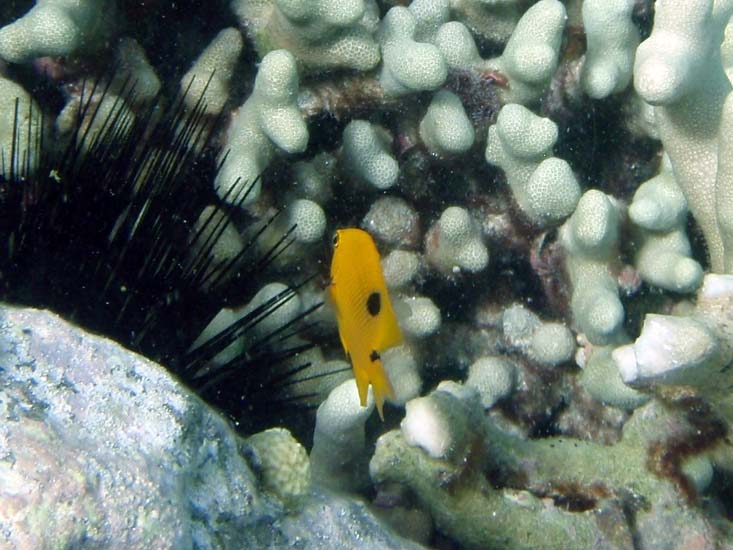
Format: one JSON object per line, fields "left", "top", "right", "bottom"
{"left": 0, "top": 305, "right": 422, "bottom": 549}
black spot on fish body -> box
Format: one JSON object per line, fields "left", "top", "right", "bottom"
{"left": 370, "top": 350, "right": 380, "bottom": 362}
{"left": 367, "top": 292, "right": 381, "bottom": 316}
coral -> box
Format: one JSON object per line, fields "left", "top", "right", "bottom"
{"left": 237, "top": 198, "right": 326, "bottom": 270}
{"left": 724, "top": 18, "right": 733, "bottom": 82}
{"left": 0, "top": 0, "right": 114, "bottom": 63}
{"left": 613, "top": 274, "right": 733, "bottom": 425}
{"left": 310, "top": 379, "right": 374, "bottom": 492}
{"left": 580, "top": 0, "right": 639, "bottom": 99}
{"left": 215, "top": 49, "right": 308, "bottom": 206}
{"left": 629, "top": 154, "right": 703, "bottom": 293}
{"left": 55, "top": 83, "right": 136, "bottom": 152}
{"left": 341, "top": 120, "right": 399, "bottom": 190}
{"left": 409, "top": 0, "right": 450, "bottom": 44}
{"left": 448, "top": 0, "right": 524, "bottom": 45}
{"left": 372, "top": 496, "right": 434, "bottom": 548}
{"left": 381, "top": 250, "right": 420, "bottom": 291}
{"left": 424, "top": 206, "right": 489, "bottom": 275}
{"left": 362, "top": 196, "right": 420, "bottom": 247}
{"left": 243, "top": 427, "right": 311, "bottom": 508}
{"left": 113, "top": 38, "right": 161, "bottom": 106}
{"left": 580, "top": 345, "right": 650, "bottom": 411}
{"left": 51, "top": 38, "right": 161, "bottom": 141}
{"left": 433, "top": 20, "right": 482, "bottom": 69}
{"left": 393, "top": 295, "right": 441, "bottom": 338}
{"left": 486, "top": 103, "right": 580, "bottom": 226}
{"left": 287, "top": 198, "right": 327, "bottom": 243}
{"left": 372, "top": 386, "right": 729, "bottom": 549}
{"left": 500, "top": 303, "right": 541, "bottom": 350}
{"left": 717, "top": 85, "right": 733, "bottom": 270}
{"left": 8, "top": 1, "right": 733, "bottom": 546}
{"left": 559, "top": 190, "right": 624, "bottom": 345}
{"left": 275, "top": 345, "right": 352, "bottom": 407}
{"left": 483, "top": 0, "right": 566, "bottom": 105}
{"left": 419, "top": 90, "right": 475, "bottom": 157}
{"left": 0, "top": 75, "right": 44, "bottom": 179}
{"left": 370, "top": 386, "right": 634, "bottom": 549}
{"left": 499, "top": 304, "right": 575, "bottom": 369}
{"left": 191, "top": 282, "right": 303, "bottom": 368}
{"left": 49, "top": 37, "right": 160, "bottom": 153}
{"left": 180, "top": 28, "right": 244, "bottom": 115}
{"left": 382, "top": 344, "right": 422, "bottom": 405}
{"left": 188, "top": 205, "right": 245, "bottom": 287}
{"left": 377, "top": 6, "right": 448, "bottom": 96}
{"left": 400, "top": 383, "right": 482, "bottom": 461}
{"left": 291, "top": 152, "right": 336, "bottom": 203}
{"left": 527, "top": 322, "right": 575, "bottom": 367}
{"left": 238, "top": 282, "right": 304, "bottom": 340}
{"left": 464, "top": 356, "right": 516, "bottom": 409}
{"left": 232, "top": 0, "right": 381, "bottom": 73}
{"left": 634, "top": 0, "right": 733, "bottom": 273}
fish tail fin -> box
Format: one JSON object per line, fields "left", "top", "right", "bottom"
{"left": 354, "top": 366, "right": 370, "bottom": 408}
{"left": 370, "top": 359, "right": 395, "bottom": 421}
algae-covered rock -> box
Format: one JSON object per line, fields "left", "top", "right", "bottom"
{"left": 0, "top": 305, "right": 420, "bottom": 549}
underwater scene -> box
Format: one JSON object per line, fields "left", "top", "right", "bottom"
{"left": 2, "top": 0, "right": 733, "bottom": 548}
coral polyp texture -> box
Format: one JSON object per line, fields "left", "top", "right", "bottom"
{"left": 4, "top": 0, "right": 733, "bottom": 547}
{"left": 233, "top": 0, "right": 381, "bottom": 73}
{"left": 0, "top": 0, "right": 114, "bottom": 63}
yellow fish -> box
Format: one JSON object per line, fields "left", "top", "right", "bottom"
{"left": 329, "top": 228, "right": 403, "bottom": 419}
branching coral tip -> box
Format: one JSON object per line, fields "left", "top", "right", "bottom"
{"left": 329, "top": 228, "right": 402, "bottom": 419}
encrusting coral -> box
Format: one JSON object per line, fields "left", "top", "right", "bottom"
{"left": 243, "top": 427, "right": 311, "bottom": 509}
{"left": 371, "top": 385, "right": 729, "bottom": 550}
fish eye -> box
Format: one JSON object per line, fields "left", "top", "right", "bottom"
{"left": 332, "top": 232, "right": 339, "bottom": 247}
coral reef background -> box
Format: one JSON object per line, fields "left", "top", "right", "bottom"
{"left": 3, "top": 0, "right": 733, "bottom": 548}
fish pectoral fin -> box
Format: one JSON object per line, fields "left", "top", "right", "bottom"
{"left": 376, "top": 304, "right": 403, "bottom": 352}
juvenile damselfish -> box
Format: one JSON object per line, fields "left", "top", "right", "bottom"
{"left": 329, "top": 228, "right": 402, "bottom": 419}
